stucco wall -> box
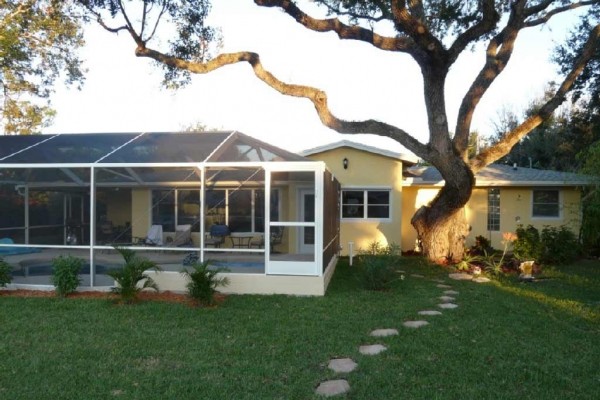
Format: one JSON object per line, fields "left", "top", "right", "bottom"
{"left": 402, "top": 186, "right": 582, "bottom": 250}
{"left": 305, "top": 147, "right": 404, "bottom": 255}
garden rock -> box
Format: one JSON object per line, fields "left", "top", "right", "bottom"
{"left": 359, "top": 344, "right": 387, "bottom": 355}
{"left": 315, "top": 379, "right": 350, "bottom": 397}
{"left": 370, "top": 328, "right": 399, "bottom": 337}
{"left": 439, "top": 295, "right": 455, "bottom": 302}
{"left": 403, "top": 320, "right": 429, "bottom": 328}
{"left": 448, "top": 273, "right": 473, "bottom": 281}
{"left": 328, "top": 358, "right": 358, "bottom": 373}
{"left": 438, "top": 303, "right": 459, "bottom": 309}
{"left": 418, "top": 310, "right": 442, "bottom": 316}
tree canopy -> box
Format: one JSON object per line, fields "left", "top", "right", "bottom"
{"left": 72, "top": 0, "right": 600, "bottom": 261}
{"left": 0, "top": 0, "right": 85, "bottom": 135}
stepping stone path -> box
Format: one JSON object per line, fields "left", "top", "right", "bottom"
{"left": 359, "top": 344, "right": 387, "bottom": 355}
{"left": 438, "top": 303, "right": 459, "bottom": 309}
{"left": 448, "top": 273, "right": 473, "bottom": 281}
{"left": 328, "top": 358, "right": 358, "bottom": 373}
{"left": 410, "top": 274, "right": 425, "bottom": 278}
{"left": 438, "top": 295, "right": 456, "bottom": 302}
{"left": 418, "top": 310, "right": 442, "bottom": 316}
{"left": 473, "top": 277, "right": 491, "bottom": 283}
{"left": 370, "top": 328, "right": 399, "bottom": 337}
{"left": 436, "top": 284, "right": 453, "bottom": 289}
{"left": 315, "top": 380, "right": 350, "bottom": 397}
{"left": 403, "top": 320, "right": 429, "bottom": 328}
{"left": 443, "top": 290, "right": 459, "bottom": 295}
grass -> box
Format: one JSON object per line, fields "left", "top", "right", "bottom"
{"left": 0, "top": 257, "right": 598, "bottom": 399}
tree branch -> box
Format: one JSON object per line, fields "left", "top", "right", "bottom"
{"left": 253, "top": 0, "right": 418, "bottom": 54}
{"left": 470, "top": 23, "right": 600, "bottom": 172}
{"left": 447, "top": 0, "right": 500, "bottom": 64}
{"left": 134, "top": 45, "right": 429, "bottom": 159}
{"left": 524, "top": 1, "right": 599, "bottom": 28}
{"left": 453, "top": 3, "right": 526, "bottom": 157}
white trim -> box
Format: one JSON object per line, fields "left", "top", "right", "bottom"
{"left": 299, "top": 140, "right": 418, "bottom": 163}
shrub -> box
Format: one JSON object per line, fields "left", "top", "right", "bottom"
{"left": 182, "top": 261, "right": 229, "bottom": 306}
{"left": 540, "top": 225, "right": 580, "bottom": 265}
{"left": 107, "top": 247, "right": 161, "bottom": 304}
{"left": 0, "top": 258, "right": 12, "bottom": 287}
{"left": 513, "top": 225, "right": 543, "bottom": 261}
{"left": 455, "top": 252, "right": 482, "bottom": 272}
{"left": 51, "top": 255, "right": 84, "bottom": 297}
{"left": 470, "top": 235, "right": 493, "bottom": 256}
{"left": 356, "top": 241, "right": 403, "bottom": 291}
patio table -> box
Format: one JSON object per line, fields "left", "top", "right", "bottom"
{"left": 230, "top": 232, "right": 258, "bottom": 248}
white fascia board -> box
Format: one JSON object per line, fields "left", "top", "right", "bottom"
{"left": 300, "top": 140, "right": 419, "bottom": 163}
{"left": 403, "top": 178, "right": 593, "bottom": 187}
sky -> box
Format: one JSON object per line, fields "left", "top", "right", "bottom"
{"left": 44, "top": 1, "right": 582, "bottom": 154}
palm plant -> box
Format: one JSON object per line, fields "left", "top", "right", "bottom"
{"left": 107, "top": 247, "right": 161, "bottom": 304}
{"left": 181, "top": 260, "right": 229, "bottom": 306}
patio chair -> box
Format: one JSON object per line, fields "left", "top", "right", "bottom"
{"left": 204, "top": 224, "right": 230, "bottom": 248}
{"left": 134, "top": 224, "right": 163, "bottom": 246}
{"left": 169, "top": 224, "right": 193, "bottom": 247}
{"left": 250, "top": 226, "right": 284, "bottom": 250}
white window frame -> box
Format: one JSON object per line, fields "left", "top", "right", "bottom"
{"left": 531, "top": 189, "right": 562, "bottom": 220}
{"left": 340, "top": 187, "right": 392, "bottom": 221}
{"left": 487, "top": 188, "right": 500, "bottom": 231}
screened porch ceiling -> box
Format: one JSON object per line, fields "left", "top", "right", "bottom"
{"left": 0, "top": 131, "right": 313, "bottom": 188}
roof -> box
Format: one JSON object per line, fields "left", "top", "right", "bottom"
{"left": 404, "top": 163, "right": 596, "bottom": 187}
{"left": 300, "top": 139, "right": 419, "bottom": 164}
{"left": 0, "top": 131, "right": 308, "bottom": 165}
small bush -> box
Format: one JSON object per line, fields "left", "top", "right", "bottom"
{"left": 471, "top": 235, "right": 494, "bottom": 256}
{"left": 107, "top": 247, "right": 161, "bottom": 304}
{"left": 51, "top": 255, "right": 84, "bottom": 297}
{"left": 540, "top": 225, "right": 580, "bottom": 265}
{"left": 356, "top": 241, "right": 403, "bottom": 291}
{"left": 182, "top": 261, "right": 229, "bottom": 306}
{"left": 513, "top": 225, "right": 543, "bottom": 261}
{"left": 0, "top": 258, "right": 12, "bottom": 287}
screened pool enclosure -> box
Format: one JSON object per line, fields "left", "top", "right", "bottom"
{"left": 0, "top": 132, "right": 340, "bottom": 295}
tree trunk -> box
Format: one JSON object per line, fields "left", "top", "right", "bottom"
{"left": 411, "top": 157, "right": 475, "bottom": 263}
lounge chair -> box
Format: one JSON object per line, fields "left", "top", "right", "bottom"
{"left": 204, "top": 224, "right": 230, "bottom": 248}
{"left": 169, "top": 224, "right": 193, "bottom": 247}
{"left": 0, "top": 238, "right": 41, "bottom": 256}
{"left": 134, "top": 224, "right": 163, "bottom": 246}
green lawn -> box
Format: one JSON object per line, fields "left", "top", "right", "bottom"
{"left": 0, "top": 258, "right": 598, "bottom": 399}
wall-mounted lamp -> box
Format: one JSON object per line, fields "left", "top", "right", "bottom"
{"left": 343, "top": 157, "right": 349, "bottom": 170}
{"left": 515, "top": 216, "right": 521, "bottom": 223}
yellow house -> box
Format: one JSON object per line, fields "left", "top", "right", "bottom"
{"left": 302, "top": 141, "right": 591, "bottom": 254}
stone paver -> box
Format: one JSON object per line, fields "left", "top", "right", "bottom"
{"left": 438, "top": 303, "right": 459, "bottom": 309}
{"left": 315, "top": 379, "right": 350, "bottom": 397}
{"left": 411, "top": 274, "right": 425, "bottom": 278}
{"left": 418, "top": 310, "right": 442, "bottom": 316}
{"left": 432, "top": 279, "right": 447, "bottom": 284}
{"left": 436, "top": 284, "right": 453, "bottom": 289}
{"left": 359, "top": 344, "right": 387, "bottom": 355}
{"left": 448, "top": 273, "right": 473, "bottom": 281}
{"left": 370, "top": 328, "right": 399, "bottom": 337}
{"left": 328, "top": 358, "right": 358, "bottom": 373}
{"left": 473, "top": 277, "right": 491, "bottom": 283}
{"left": 443, "top": 290, "right": 459, "bottom": 295}
{"left": 439, "top": 295, "right": 456, "bottom": 302}
{"left": 403, "top": 320, "right": 429, "bottom": 328}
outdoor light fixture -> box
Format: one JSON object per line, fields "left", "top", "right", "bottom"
{"left": 343, "top": 157, "right": 349, "bottom": 169}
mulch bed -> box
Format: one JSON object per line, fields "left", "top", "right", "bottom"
{"left": 0, "top": 289, "right": 226, "bottom": 306}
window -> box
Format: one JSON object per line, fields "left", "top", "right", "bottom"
{"left": 341, "top": 189, "right": 390, "bottom": 219}
{"left": 487, "top": 188, "right": 500, "bottom": 231}
{"left": 153, "top": 188, "right": 279, "bottom": 233}
{"left": 532, "top": 189, "right": 560, "bottom": 218}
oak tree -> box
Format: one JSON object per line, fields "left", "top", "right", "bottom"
{"left": 77, "top": 0, "right": 600, "bottom": 262}
{"left": 0, "top": 0, "right": 85, "bottom": 135}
